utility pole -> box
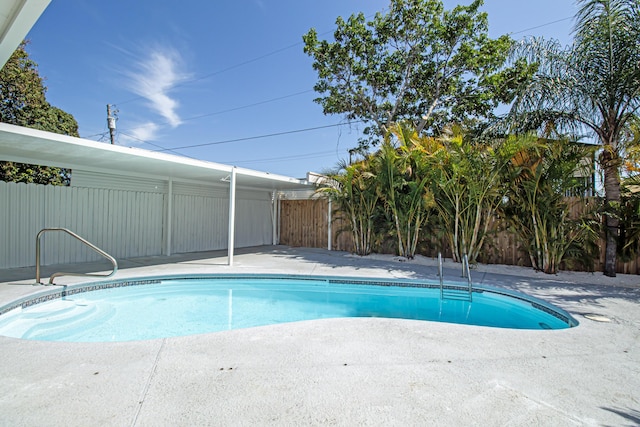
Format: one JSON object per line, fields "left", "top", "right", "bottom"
{"left": 106, "top": 104, "right": 117, "bottom": 144}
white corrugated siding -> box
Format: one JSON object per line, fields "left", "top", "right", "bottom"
{"left": 71, "top": 170, "right": 167, "bottom": 193}
{"left": 0, "top": 181, "right": 165, "bottom": 268}
{"left": 2, "top": 182, "right": 47, "bottom": 268}
{"left": 172, "top": 182, "right": 228, "bottom": 198}
{"left": 1, "top": 178, "right": 275, "bottom": 269}
{"left": 168, "top": 188, "right": 273, "bottom": 254}
{"left": 171, "top": 194, "right": 229, "bottom": 253}
{"left": 235, "top": 197, "right": 273, "bottom": 247}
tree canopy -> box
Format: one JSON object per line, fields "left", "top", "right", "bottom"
{"left": 0, "top": 41, "right": 78, "bottom": 185}
{"left": 303, "top": 0, "right": 531, "bottom": 150}
{"left": 506, "top": 0, "right": 640, "bottom": 276}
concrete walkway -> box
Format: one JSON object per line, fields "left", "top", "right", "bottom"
{"left": 1, "top": 246, "right": 639, "bottom": 426}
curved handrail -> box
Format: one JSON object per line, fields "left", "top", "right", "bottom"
{"left": 35, "top": 228, "right": 118, "bottom": 285}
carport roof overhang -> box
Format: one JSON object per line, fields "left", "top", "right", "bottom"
{"left": 0, "top": 123, "right": 314, "bottom": 192}
{"left": 0, "top": 0, "right": 50, "bottom": 66}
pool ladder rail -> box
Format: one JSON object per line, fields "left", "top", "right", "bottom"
{"left": 35, "top": 227, "right": 118, "bottom": 285}
{"left": 438, "top": 252, "right": 473, "bottom": 302}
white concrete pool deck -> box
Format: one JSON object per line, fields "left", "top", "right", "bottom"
{"left": 1, "top": 246, "right": 639, "bottom": 426}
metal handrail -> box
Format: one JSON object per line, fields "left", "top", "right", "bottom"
{"left": 35, "top": 228, "right": 118, "bottom": 285}
{"left": 461, "top": 253, "right": 468, "bottom": 278}
{"left": 438, "top": 252, "right": 443, "bottom": 298}
{"left": 462, "top": 253, "right": 472, "bottom": 302}
{"left": 439, "top": 253, "right": 473, "bottom": 302}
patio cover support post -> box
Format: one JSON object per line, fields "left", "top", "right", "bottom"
{"left": 271, "top": 191, "right": 277, "bottom": 245}
{"left": 165, "top": 178, "right": 173, "bottom": 256}
{"left": 277, "top": 196, "right": 281, "bottom": 245}
{"left": 227, "top": 167, "right": 237, "bottom": 266}
{"left": 327, "top": 199, "right": 332, "bottom": 251}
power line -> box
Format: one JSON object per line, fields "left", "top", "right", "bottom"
{"left": 111, "top": 9, "right": 386, "bottom": 107}
{"left": 115, "top": 43, "right": 311, "bottom": 107}
{"left": 153, "top": 121, "right": 361, "bottom": 153}
{"left": 178, "top": 89, "right": 314, "bottom": 122}
{"left": 223, "top": 149, "right": 338, "bottom": 165}
{"left": 83, "top": 89, "right": 313, "bottom": 149}
{"left": 110, "top": 89, "right": 317, "bottom": 152}
{"left": 84, "top": 131, "right": 107, "bottom": 139}
{"left": 117, "top": 131, "right": 198, "bottom": 159}
{"left": 510, "top": 16, "right": 573, "bottom": 36}
{"left": 117, "top": 89, "right": 313, "bottom": 135}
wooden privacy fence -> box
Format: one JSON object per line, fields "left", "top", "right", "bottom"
{"left": 279, "top": 198, "right": 640, "bottom": 275}
{"left": 278, "top": 199, "right": 352, "bottom": 251}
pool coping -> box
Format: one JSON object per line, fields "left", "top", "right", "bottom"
{"left": 0, "top": 273, "right": 579, "bottom": 329}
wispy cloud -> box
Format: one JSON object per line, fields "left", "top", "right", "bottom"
{"left": 120, "top": 121, "right": 160, "bottom": 146}
{"left": 126, "top": 47, "right": 188, "bottom": 128}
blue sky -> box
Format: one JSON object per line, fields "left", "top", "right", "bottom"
{"left": 25, "top": 0, "right": 578, "bottom": 178}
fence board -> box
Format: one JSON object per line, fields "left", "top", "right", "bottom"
{"left": 280, "top": 198, "right": 640, "bottom": 274}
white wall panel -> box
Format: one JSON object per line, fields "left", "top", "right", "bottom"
{"left": 1, "top": 182, "right": 46, "bottom": 268}
{"left": 235, "top": 197, "right": 273, "bottom": 248}
{"left": 173, "top": 182, "right": 228, "bottom": 198}
{"left": 0, "top": 182, "right": 165, "bottom": 269}
{"left": 1, "top": 180, "right": 277, "bottom": 269}
{"left": 171, "top": 194, "right": 229, "bottom": 254}
{"left": 71, "top": 170, "right": 166, "bottom": 193}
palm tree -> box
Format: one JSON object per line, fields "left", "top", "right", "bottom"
{"left": 501, "top": 135, "right": 600, "bottom": 273}
{"left": 507, "top": 0, "right": 640, "bottom": 276}
{"left": 317, "top": 159, "right": 379, "bottom": 256}
{"left": 429, "top": 125, "right": 517, "bottom": 264}
{"left": 376, "top": 122, "right": 436, "bottom": 258}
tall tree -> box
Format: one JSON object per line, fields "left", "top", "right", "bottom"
{"left": 0, "top": 41, "right": 79, "bottom": 185}
{"left": 506, "top": 0, "right": 640, "bottom": 276}
{"left": 303, "top": 0, "right": 524, "bottom": 150}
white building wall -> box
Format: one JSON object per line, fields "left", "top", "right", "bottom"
{"left": 235, "top": 192, "right": 273, "bottom": 248}
{"left": 71, "top": 170, "right": 167, "bottom": 193}
{"left": 2, "top": 181, "right": 47, "bottom": 268}
{"left": 168, "top": 186, "right": 272, "bottom": 253}
{"left": 0, "top": 181, "right": 165, "bottom": 268}
{"left": 0, "top": 172, "right": 275, "bottom": 269}
{"left": 171, "top": 193, "right": 229, "bottom": 254}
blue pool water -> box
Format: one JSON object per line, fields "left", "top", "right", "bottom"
{"left": 0, "top": 276, "right": 576, "bottom": 342}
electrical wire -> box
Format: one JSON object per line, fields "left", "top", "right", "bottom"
{"left": 117, "top": 131, "right": 198, "bottom": 159}
{"left": 153, "top": 121, "right": 362, "bottom": 152}
{"left": 223, "top": 149, "right": 338, "bottom": 165}
{"left": 117, "top": 89, "right": 313, "bottom": 135}
{"left": 111, "top": 8, "right": 387, "bottom": 108}
{"left": 115, "top": 42, "right": 305, "bottom": 106}
{"left": 509, "top": 16, "right": 573, "bottom": 36}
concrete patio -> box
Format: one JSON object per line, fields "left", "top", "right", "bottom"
{"left": 1, "top": 246, "right": 639, "bottom": 426}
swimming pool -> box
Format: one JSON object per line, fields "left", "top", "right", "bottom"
{"left": 0, "top": 275, "right": 577, "bottom": 342}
